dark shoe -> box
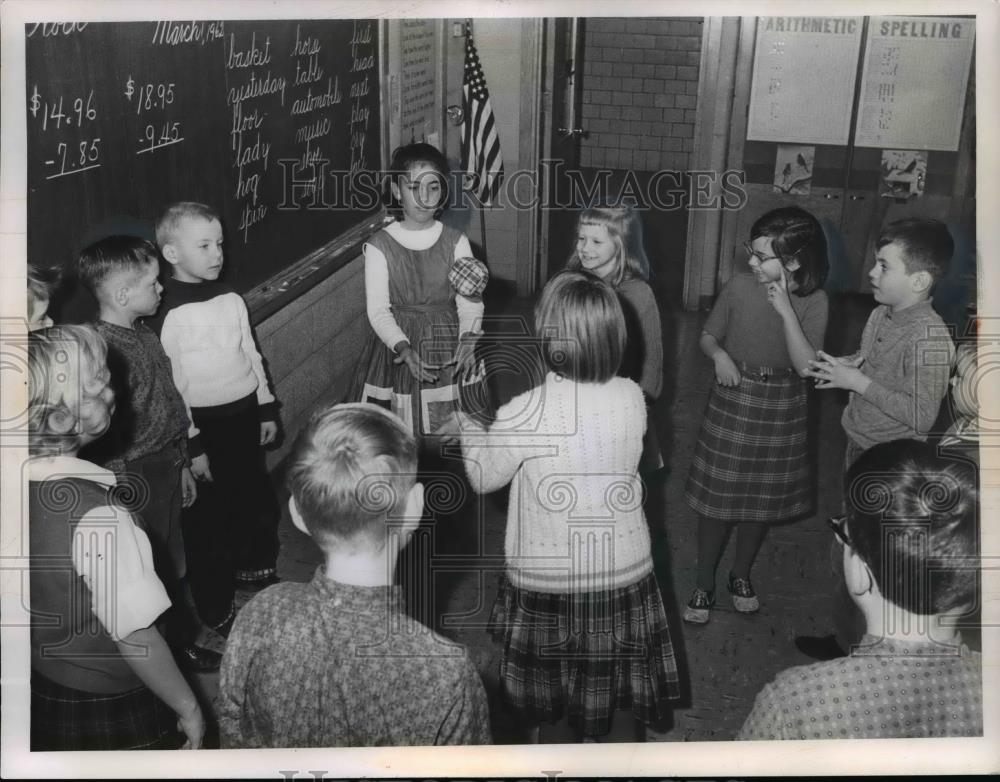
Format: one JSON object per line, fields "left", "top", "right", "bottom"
{"left": 179, "top": 644, "right": 222, "bottom": 672}
{"left": 727, "top": 573, "right": 760, "bottom": 613}
{"left": 794, "top": 634, "right": 846, "bottom": 661}
{"left": 682, "top": 587, "right": 715, "bottom": 624}
{"left": 236, "top": 573, "right": 280, "bottom": 593}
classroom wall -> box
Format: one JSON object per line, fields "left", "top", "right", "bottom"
{"left": 581, "top": 17, "right": 703, "bottom": 172}
{"left": 443, "top": 19, "right": 539, "bottom": 295}
{"left": 254, "top": 16, "right": 710, "bottom": 458}
{"left": 255, "top": 256, "right": 366, "bottom": 470}
{"left": 256, "top": 19, "right": 540, "bottom": 464}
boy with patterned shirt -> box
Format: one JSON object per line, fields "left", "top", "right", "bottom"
{"left": 148, "top": 202, "right": 281, "bottom": 634}
{"left": 740, "top": 441, "right": 981, "bottom": 740}
{"left": 808, "top": 218, "right": 956, "bottom": 464}
{"left": 798, "top": 218, "right": 957, "bottom": 660}
{"left": 218, "top": 403, "right": 491, "bottom": 747}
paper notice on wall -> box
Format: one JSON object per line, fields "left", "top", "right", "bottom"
{"left": 855, "top": 17, "right": 974, "bottom": 151}
{"left": 747, "top": 17, "right": 863, "bottom": 145}
{"left": 773, "top": 144, "right": 814, "bottom": 194}
{"left": 400, "top": 19, "right": 437, "bottom": 144}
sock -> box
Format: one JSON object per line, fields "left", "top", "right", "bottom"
{"left": 731, "top": 521, "right": 769, "bottom": 580}
{"left": 695, "top": 517, "right": 733, "bottom": 592}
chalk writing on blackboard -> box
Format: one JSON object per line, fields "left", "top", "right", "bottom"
{"left": 26, "top": 22, "right": 88, "bottom": 38}
{"left": 288, "top": 24, "right": 340, "bottom": 201}
{"left": 226, "top": 30, "right": 282, "bottom": 240}
{"left": 28, "top": 85, "right": 102, "bottom": 179}
{"left": 348, "top": 20, "right": 376, "bottom": 175}
{"left": 151, "top": 20, "right": 225, "bottom": 46}
{"left": 26, "top": 19, "right": 384, "bottom": 303}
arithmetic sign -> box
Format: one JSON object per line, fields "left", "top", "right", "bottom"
{"left": 747, "top": 16, "right": 863, "bottom": 146}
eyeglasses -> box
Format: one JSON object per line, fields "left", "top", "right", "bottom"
{"left": 827, "top": 515, "right": 852, "bottom": 549}
{"left": 743, "top": 241, "right": 805, "bottom": 264}
{"left": 743, "top": 241, "right": 781, "bottom": 264}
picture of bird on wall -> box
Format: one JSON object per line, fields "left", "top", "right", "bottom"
{"left": 880, "top": 149, "right": 927, "bottom": 199}
{"left": 773, "top": 144, "right": 814, "bottom": 194}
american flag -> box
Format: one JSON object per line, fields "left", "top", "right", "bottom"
{"left": 460, "top": 28, "right": 504, "bottom": 205}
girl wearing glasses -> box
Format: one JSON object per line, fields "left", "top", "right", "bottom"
{"left": 683, "top": 206, "right": 829, "bottom": 624}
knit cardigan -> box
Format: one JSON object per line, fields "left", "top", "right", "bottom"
{"left": 461, "top": 372, "right": 653, "bottom": 594}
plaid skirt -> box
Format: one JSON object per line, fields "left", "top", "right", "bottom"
{"left": 31, "top": 670, "right": 181, "bottom": 751}
{"left": 684, "top": 374, "right": 811, "bottom": 522}
{"left": 488, "top": 572, "right": 680, "bottom": 737}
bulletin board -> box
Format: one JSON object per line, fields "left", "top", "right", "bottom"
{"left": 399, "top": 19, "right": 439, "bottom": 144}
{"left": 854, "top": 16, "right": 975, "bottom": 151}
{"left": 747, "top": 16, "right": 864, "bottom": 146}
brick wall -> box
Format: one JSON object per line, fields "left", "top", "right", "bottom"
{"left": 580, "top": 18, "right": 703, "bottom": 172}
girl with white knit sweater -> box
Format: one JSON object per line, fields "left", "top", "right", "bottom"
{"left": 456, "top": 270, "right": 680, "bottom": 743}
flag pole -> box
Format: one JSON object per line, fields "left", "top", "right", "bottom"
{"left": 475, "top": 193, "right": 488, "bottom": 262}
{"left": 459, "top": 18, "right": 502, "bottom": 265}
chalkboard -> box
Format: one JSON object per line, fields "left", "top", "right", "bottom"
{"left": 25, "top": 19, "right": 383, "bottom": 319}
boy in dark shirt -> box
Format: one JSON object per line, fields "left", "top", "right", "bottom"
{"left": 148, "top": 201, "right": 281, "bottom": 635}
{"left": 78, "top": 235, "right": 221, "bottom": 671}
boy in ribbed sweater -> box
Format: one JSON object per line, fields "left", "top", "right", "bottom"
{"left": 78, "top": 235, "right": 220, "bottom": 671}
{"left": 147, "top": 202, "right": 281, "bottom": 634}
{"left": 798, "top": 218, "right": 956, "bottom": 659}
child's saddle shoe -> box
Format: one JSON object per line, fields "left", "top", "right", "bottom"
{"left": 682, "top": 587, "right": 715, "bottom": 624}
{"left": 727, "top": 574, "right": 760, "bottom": 613}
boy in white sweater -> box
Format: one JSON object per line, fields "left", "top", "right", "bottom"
{"left": 149, "top": 202, "right": 281, "bottom": 634}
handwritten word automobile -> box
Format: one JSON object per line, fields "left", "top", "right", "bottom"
{"left": 289, "top": 25, "right": 336, "bottom": 202}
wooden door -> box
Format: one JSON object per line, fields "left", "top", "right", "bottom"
{"left": 538, "top": 18, "right": 585, "bottom": 288}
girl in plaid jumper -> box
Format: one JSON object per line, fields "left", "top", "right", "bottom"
{"left": 683, "top": 206, "right": 829, "bottom": 624}
{"left": 457, "top": 271, "right": 680, "bottom": 742}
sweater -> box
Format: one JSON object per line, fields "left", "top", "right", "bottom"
{"left": 86, "top": 320, "right": 190, "bottom": 471}
{"left": 842, "top": 300, "right": 954, "bottom": 450}
{"left": 704, "top": 272, "right": 828, "bottom": 369}
{"left": 461, "top": 373, "right": 653, "bottom": 594}
{"left": 616, "top": 277, "right": 664, "bottom": 399}
{"left": 29, "top": 456, "right": 171, "bottom": 693}
{"left": 146, "top": 278, "right": 276, "bottom": 438}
